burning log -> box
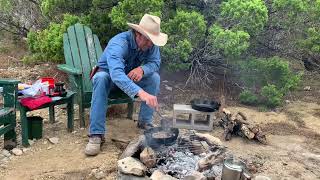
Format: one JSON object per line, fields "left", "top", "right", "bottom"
{"left": 140, "top": 147, "right": 157, "bottom": 168}
{"left": 197, "top": 151, "right": 225, "bottom": 172}
{"left": 194, "top": 133, "right": 223, "bottom": 147}
{"left": 120, "top": 135, "right": 146, "bottom": 160}
{"left": 220, "top": 109, "right": 267, "bottom": 144}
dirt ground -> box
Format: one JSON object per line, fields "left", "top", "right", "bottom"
{"left": 1, "top": 35, "right": 320, "bottom": 180}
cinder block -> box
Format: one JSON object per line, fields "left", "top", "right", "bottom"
{"left": 173, "top": 104, "right": 216, "bottom": 131}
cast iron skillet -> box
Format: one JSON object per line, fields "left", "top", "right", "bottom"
{"left": 190, "top": 99, "right": 221, "bottom": 112}
{"left": 144, "top": 127, "right": 179, "bottom": 148}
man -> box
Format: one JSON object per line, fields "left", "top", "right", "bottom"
{"left": 85, "top": 14, "right": 168, "bottom": 156}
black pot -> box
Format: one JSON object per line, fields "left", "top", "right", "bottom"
{"left": 190, "top": 99, "right": 221, "bottom": 112}
{"left": 144, "top": 127, "right": 179, "bottom": 149}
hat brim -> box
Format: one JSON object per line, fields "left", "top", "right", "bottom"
{"left": 127, "top": 23, "right": 168, "bottom": 46}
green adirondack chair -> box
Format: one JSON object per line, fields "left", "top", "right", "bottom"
{"left": 57, "top": 23, "right": 134, "bottom": 127}
{"left": 0, "top": 79, "right": 19, "bottom": 149}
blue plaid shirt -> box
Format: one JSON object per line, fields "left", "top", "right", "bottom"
{"left": 97, "top": 30, "right": 161, "bottom": 98}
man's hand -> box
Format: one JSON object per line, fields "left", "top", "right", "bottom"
{"left": 128, "top": 66, "right": 144, "bottom": 82}
{"left": 137, "top": 89, "right": 158, "bottom": 109}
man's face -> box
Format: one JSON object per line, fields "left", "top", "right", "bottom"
{"left": 135, "top": 32, "right": 153, "bottom": 51}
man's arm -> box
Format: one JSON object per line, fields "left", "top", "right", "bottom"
{"left": 106, "top": 42, "right": 141, "bottom": 99}
{"left": 140, "top": 46, "right": 161, "bottom": 76}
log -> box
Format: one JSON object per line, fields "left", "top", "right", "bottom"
{"left": 140, "top": 147, "right": 157, "bottom": 168}
{"left": 219, "top": 109, "right": 267, "bottom": 144}
{"left": 120, "top": 135, "right": 146, "bottom": 160}
{"left": 197, "top": 152, "right": 224, "bottom": 172}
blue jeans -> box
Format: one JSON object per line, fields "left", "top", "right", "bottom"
{"left": 89, "top": 71, "right": 160, "bottom": 135}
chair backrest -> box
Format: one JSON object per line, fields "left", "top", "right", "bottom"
{"left": 63, "top": 23, "right": 103, "bottom": 92}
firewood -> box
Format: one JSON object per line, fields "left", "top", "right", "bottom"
{"left": 140, "top": 147, "right": 157, "bottom": 168}
{"left": 120, "top": 135, "right": 146, "bottom": 160}
{"left": 240, "top": 125, "right": 255, "bottom": 139}
{"left": 197, "top": 152, "right": 224, "bottom": 172}
{"left": 194, "top": 133, "right": 223, "bottom": 146}
{"left": 237, "top": 112, "right": 247, "bottom": 120}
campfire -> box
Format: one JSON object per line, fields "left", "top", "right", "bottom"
{"left": 117, "top": 129, "right": 229, "bottom": 179}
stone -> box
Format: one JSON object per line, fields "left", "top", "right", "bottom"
{"left": 11, "top": 148, "right": 23, "bottom": 156}
{"left": 0, "top": 164, "right": 8, "bottom": 170}
{"left": 48, "top": 137, "right": 59, "bottom": 144}
{"left": 0, "top": 157, "right": 9, "bottom": 164}
{"left": 150, "top": 170, "right": 177, "bottom": 180}
{"left": 184, "top": 171, "right": 207, "bottom": 180}
{"left": 2, "top": 150, "right": 11, "bottom": 157}
{"left": 28, "top": 139, "right": 35, "bottom": 146}
{"left": 94, "top": 171, "right": 106, "bottom": 179}
{"left": 118, "top": 157, "right": 147, "bottom": 177}
{"left": 22, "top": 148, "right": 29, "bottom": 153}
{"left": 165, "top": 85, "right": 173, "bottom": 91}
{"left": 304, "top": 86, "right": 311, "bottom": 91}
{"left": 140, "top": 147, "right": 157, "bottom": 168}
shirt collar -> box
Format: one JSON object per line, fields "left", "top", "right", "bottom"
{"left": 129, "top": 30, "right": 138, "bottom": 50}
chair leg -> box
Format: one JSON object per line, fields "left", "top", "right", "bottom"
{"left": 4, "top": 119, "right": 17, "bottom": 150}
{"left": 79, "top": 102, "right": 85, "bottom": 128}
{"left": 127, "top": 102, "right": 134, "bottom": 119}
{"left": 67, "top": 95, "right": 74, "bottom": 132}
{"left": 20, "top": 107, "right": 29, "bottom": 147}
{"left": 49, "top": 105, "right": 55, "bottom": 123}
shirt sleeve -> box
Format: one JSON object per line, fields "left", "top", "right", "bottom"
{"left": 141, "top": 46, "right": 161, "bottom": 77}
{"left": 106, "top": 42, "right": 141, "bottom": 99}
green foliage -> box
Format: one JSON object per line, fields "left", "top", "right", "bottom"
{"left": 261, "top": 84, "right": 283, "bottom": 107}
{"left": 209, "top": 24, "right": 250, "bottom": 58}
{"left": 272, "top": 0, "right": 308, "bottom": 15}
{"left": 0, "top": 0, "right": 12, "bottom": 12}
{"left": 162, "top": 10, "right": 207, "bottom": 70}
{"left": 109, "top": 0, "right": 164, "bottom": 30}
{"left": 26, "top": 14, "right": 82, "bottom": 63}
{"left": 220, "top": 0, "right": 268, "bottom": 35}
{"left": 301, "top": 27, "right": 320, "bottom": 54}
{"left": 40, "top": 0, "right": 92, "bottom": 19}
{"left": 239, "top": 90, "right": 258, "bottom": 105}
{"left": 239, "top": 56, "right": 302, "bottom": 107}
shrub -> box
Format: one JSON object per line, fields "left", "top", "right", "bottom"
{"left": 261, "top": 84, "right": 283, "bottom": 107}
{"left": 162, "top": 10, "right": 207, "bottom": 71}
{"left": 208, "top": 24, "right": 250, "bottom": 58}
{"left": 109, "top": 0, "right": 164, "bottom": 30}
{"left": 239, "top": 56, "right": 302, "bottom": 107}
{"left": 220, "top": 0, "right": 268, "bottom": 35}
{"left": 239, "top": 90, "right": 258, "bottom": 105}
{"left": 26, "top": 14, "right": 82, "bottom": 63}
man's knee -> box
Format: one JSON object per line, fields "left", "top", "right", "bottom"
{"left": 147, "top": 72, "right": 160, "bottom": 87}
{"left": 93, "top": 71, "right": 111, "bottom": 83}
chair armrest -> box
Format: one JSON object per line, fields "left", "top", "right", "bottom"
{"left": 0, "top": 79, "right": 20, "bottom": 85}
{"left": 57, "top": 64, "right": 82, "bottom": 75}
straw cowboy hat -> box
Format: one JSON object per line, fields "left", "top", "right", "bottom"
{"left": 127, "top": 14, "right": 168, "bottom": 46}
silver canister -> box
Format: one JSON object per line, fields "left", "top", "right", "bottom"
{"left": 222, "top": 158, "right": 245, "bottom": 180}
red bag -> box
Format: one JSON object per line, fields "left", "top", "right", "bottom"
{"left": 20, "top": 95, "right": 52, "bottom": 110}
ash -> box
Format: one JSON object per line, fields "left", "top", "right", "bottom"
{"left": 149, "top": 144, "right": 223, "bottom": 179}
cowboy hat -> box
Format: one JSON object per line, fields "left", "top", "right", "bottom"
{"left": 127, "top": 14, "right": 168, "bottom": 46}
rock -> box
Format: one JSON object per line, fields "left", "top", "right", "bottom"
{"left": 118, "top": 157, "right": 147, "bottom": 176}
{"left": 22, "top": 148, "right": 29, "bottom": 153}
{"left": 285, "top": 100, "right": 290, "bottom": 104}
{"left": 2, "top": 150, "right": 11, "bottom": 157}
{"left": 0, "top": 157, "right": 9, "bottom": 164}
{"left": 48, "top": 137, "right": 59, "bottom": 144}
{"left": 304, "top": 86, "right": 311, "bottom": 91}
{"left": 0, "top": 164, "right": 8, "bottom": 170}
{"left": 165, "top": 85, "right": 173, "bottom": 91}
{"left": 184, "top": 171, "right": 207, "bottom": 180}
{"left": 254, "top": 175, "right": 271, "bottom": 180}
{"left": 140, "top": 147, "right": 156, "bottom": 168}
{"left": 194, "top": 133, "right": 223, "bottom": 146}
{"left": 47, "top": 146, "right": 53, "bottom": 150}
{"left": 11, "top": 148, "right": 23, "bottom": 156}
{"left": 162, "top": 80, "right": 169, "bottom": 83}
{"left": 150, "top": 170, "right": 177, "bottom": 180}
{"left": 94, "top": 171, "right": 106, "bottom": 179}
{"left": 28, "top": 139, "right": 35, "bottom": 146}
